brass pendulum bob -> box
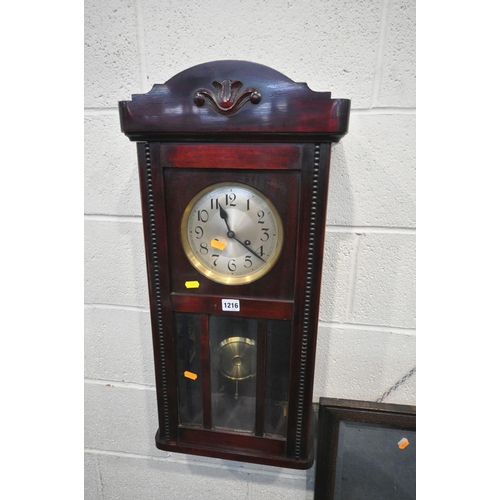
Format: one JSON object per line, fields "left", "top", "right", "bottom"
{"left": 217, "top": 337, "right": 257, "bottom": 399}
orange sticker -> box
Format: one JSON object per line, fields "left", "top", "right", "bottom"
{"left": 184, "top": 371, "right": 198, "bottom": 380}
{"left": 210, "top": 239, "right": 226, "bottom": 250}
{"left": 398, "top": 438, "right": 410, "bottom": 449}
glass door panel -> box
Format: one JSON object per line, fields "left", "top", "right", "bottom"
{"left": 264, "top": 320, "right": 292, "bottom": 437}
{"left": 174, "top": 313, "right": 203, "bottom": 426}
{"left": 209, "top": 315, "right": 257, "bottom": 433}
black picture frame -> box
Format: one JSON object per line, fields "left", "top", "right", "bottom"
{"left": 314, "top": 398, "right": 416, "bottom": 500}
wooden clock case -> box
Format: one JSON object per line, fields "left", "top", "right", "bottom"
{"left": 119, "top": 60, "right": 350, "bottom": 469}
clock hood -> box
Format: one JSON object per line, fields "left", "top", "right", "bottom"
{"left": 119, "top": 59, "right": 350, "bottom": 142}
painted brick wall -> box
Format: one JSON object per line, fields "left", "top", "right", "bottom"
{"left": 84, "top": 1, "right": 416, "bottom": 498}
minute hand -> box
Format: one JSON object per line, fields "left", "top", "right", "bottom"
{"left": 232, "top": 235, "right": 266, "bottom": 263}
{"left": 219, "top": 205, "right": 266, "bottom": 263}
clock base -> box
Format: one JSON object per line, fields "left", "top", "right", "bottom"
{"left": 154, "top": 418, "right": 315, "bottom": 470}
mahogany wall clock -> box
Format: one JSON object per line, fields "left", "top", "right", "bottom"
{"left": 119, "top": 60, "right": 350, "bottom": 469}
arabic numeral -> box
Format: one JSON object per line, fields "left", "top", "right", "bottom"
{"left": 197, "top": 209, "right": 209, "bottom": 223}
{"left": 194, "top": 226, "right": 203, "bottom": 239}
{"left": 225, "top": 193, "right": 236, "bottom": 206}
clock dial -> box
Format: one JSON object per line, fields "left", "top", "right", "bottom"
{"left": 181, "top": 182, "right": 283, "bottom": 285}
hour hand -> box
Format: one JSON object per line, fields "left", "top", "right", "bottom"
{"left": 219, "top": 205, "right": 232, "bottom": 232}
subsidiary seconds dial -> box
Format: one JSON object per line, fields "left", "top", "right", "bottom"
{"left": 181, "top": 182, "right": 284, "bottom": 285}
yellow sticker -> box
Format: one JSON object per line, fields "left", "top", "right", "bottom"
{"left": 210, "top": 239, "right": 226, "bottom": 250}
{"left": 184, "top": 371, "right": 198, "bottom": 380}
{"left": 398, "top": 438, "right": 410, "bottom": 449}
{"left": 185, "top": 281, "right": 200, "bottom": 289}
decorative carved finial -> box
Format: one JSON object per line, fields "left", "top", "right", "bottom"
{"left": 193, "top": 79, "right": 262, "bottom": 115}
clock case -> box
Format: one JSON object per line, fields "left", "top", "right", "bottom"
{"left": 119, "top": 60, "right": 350, "bottom": 469}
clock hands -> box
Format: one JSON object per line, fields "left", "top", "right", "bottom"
{"left": 219, "top": 204, "right": 232, "bottom": 233}
{"left": 219, "top": 204, "right": 266, "bottom": 263}
{"left": 233, "top": 235, "right": 266, "bottom": 263}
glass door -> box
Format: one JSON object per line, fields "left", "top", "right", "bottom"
{"left": 175, "top": 313, "right": 292, "bottom": 438}
{"left": 210, "top": 316, "right": 258, "bottom": 433}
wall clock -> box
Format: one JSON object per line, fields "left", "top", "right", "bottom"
{"left": 119, "top": 60, "right": 350, "bottom": 469}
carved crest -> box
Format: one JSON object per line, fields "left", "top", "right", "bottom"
{"left": 193, "top": 79, "right": 262, "bottom": 115}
